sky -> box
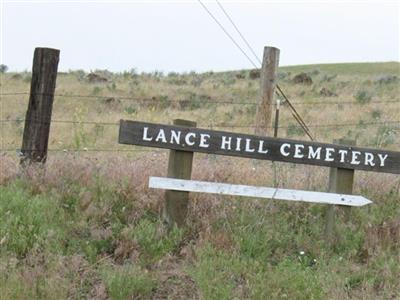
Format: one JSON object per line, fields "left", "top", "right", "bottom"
{"left": 1, "top": 0, "right": 399, "bottom": 73}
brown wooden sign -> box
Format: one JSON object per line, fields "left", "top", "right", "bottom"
{"left": 119, "top": 120, "right": 400, "bottom": 174}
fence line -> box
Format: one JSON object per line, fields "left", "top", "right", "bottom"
{"left": 1, "top": 118, "right": 399, "bottom": 129}
{"left": 1, "top": 92, "right": 399, "bottom": 106}
{"left": 0, "top": 148, "right": 163, "bottom": 153}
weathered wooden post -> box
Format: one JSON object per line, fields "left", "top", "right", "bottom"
{"left": 163, "top": 119, "right": 197, "bottom": 228}
{"left": 21, "top": 47, "right": 60, "bottom": 164}
{"left": 255, "top": 46, "right": 280, "bottom": 136}
{"left": 324, "top": 139, "right": 356, "bottom": 243}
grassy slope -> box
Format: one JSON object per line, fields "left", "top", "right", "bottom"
{"left": 0, "top": 62, "right": 399, "bottom": 299}
{"left": 280, "top": 62, "right": 399, "bottom": 75}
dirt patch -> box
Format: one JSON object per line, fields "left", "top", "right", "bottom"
{"left": 151, "top": 257, "right": 199, "bottom": 300}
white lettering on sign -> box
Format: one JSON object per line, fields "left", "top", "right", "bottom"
{"left": 221, "top": 136, "right": 232, "bottom": 150}
{"left": 199, "top": 134, "right": 210, "bottom": 148}
{"left": 338, "top": 149, "right": 348, "bottom": 162}
{"left": 170, "top": 130, "right": 181, "bottom": 144}
{"left": 236, "top": 138, "right": 242, "bottom": 151}
{"left": 378, "top": 154, "right": 388, "bottom": 166}
{"left": 245, "top": 139, "right": 255, "bottom": 153}
{"left": 139, "top": 126, "right": 392, "bottom": 168}
{"left": 325, "top": 148, "right": 335, "bottom": 162}
{"left": 308, "top": 146, "right": 321, "bottom": 160}
{"left": 258, "top": 141, "right": 269, "bottom": 154}
{"left": 155, "top": 129, "right": 167, "bottom": 143}
{"left": 280, "top": 143, "right": 291, "bottom": 156}
{"left": 364, "top": 152, "right": 375, "bottom": 166}
{"left": 185, "top": 132, "right": 196, "bottom": 146}
{"left": 294, "top": 144, "right": 304, "bottom": 158}
{"left": 351, "top": 151, "right": 361, "bottom": 165}
{"left": 143, "top": 127, "right": 153, "bottom": 141}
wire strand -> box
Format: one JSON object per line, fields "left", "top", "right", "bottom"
{"left": 1, "top": 118, "right": 398, "bottom": 129}
{"left": 215, "top": 0, "right": 262, "bottom": 65}
{"left": 197, "top": 0, "right": 260, "bottom": 68}
{"left": 1, "top": 92, "right": 398, "bottom": 106}
{"left": 196, "top": 0, "right": 316, "bottom": 140}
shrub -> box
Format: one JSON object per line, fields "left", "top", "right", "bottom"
{"left": 286, "top": 124, "right": 306, "bottom": 137}
{"left": 167, "top": 71, "right": 179, "bottom": 77}
{"left": 92, "top": 86, "right": 102, "bottom": 95}
{"left": 69, "top": 69, "right": 86, "bottom": 81}
{"left": 222, "top": 77, "right": 236, "bottom": 85}
{"left": 354, "top": 89, "right": 372, "bottom": 104}
{"left": 167, "top": 77, "right": 187, "bottom": 85}
{"left": 179, "top": 92, "right": 205, "bottom": 110}
{"left": 292, "top": 73, "right": 313, "bottom": 85}
{"left": 320, "top": 74, "right": 337, "bottom": 82}
{"left": 107, "top": 82, "right": 117, "bottom": 91}
{"left": 0, "top": 64, "right": 8, "bottom": 73}
{"left": 371, "top": 109, "right": 381, "bottom": 119}
{"left": 23, "top": 74, "right": 32, "bottom": 83}
{"left": 374, "top": 75, "right": 398, "bottom": 85}
{"left": 373, "top": 125, "right": 397, "bottom": 147}
{"left": 124, "top": 105, "right": 137, "bottom": 115}
{"left": 249, "top": 69, "right": 260, "bottom": 79}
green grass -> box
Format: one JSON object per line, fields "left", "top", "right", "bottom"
{"left": 0, "top": 183, "right": 66, "bottom": 257}
{"left": 101, "top": 264, "right": 157, "bottom": 300}
{"left": 1, "top": 177, "right": 398, "bottom": 299}
{"left": 131, "top": 218, "right": 184, "bottom": 264}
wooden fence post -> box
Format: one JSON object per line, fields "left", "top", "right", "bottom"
{"left": 255, "top": 46, "right": 280, "bottom": 136}
{"left": 324, "top": 139, "right": 356, "bottom": 243}
{"left": 21, "top": 47, "right": 60, "bottom": 165}
{"left": 163, "top": 119, "right": 197, "bottom": 228}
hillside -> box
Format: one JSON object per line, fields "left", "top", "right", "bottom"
{"left": 1, "top": 62, "right": 399, "bottom": 152}
{"left": 0, "top": 62, "right": 399, "bottom": 299}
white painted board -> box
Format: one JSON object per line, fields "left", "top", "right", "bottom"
{"left": 149, "top": 177, "right": 372, "bottom": 207}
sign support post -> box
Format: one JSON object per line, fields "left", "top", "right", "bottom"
{"left": 324, "top": 139, "right": 356, "bottom": 244}
{"left": 163, "top": 119, "right": 196, "bottom": 228}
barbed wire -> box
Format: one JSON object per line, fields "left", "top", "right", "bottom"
{"left": 0, "top": 118, "right": 117, "bottom": 126}
{"left": 0, "top": 92, "right": 256, "bottom": 105}
{"left": 1, "top": 118, "right": 399, "bottom": 129}
{"left": 1, "top": 92, "right": 398, "bottom": 106}
{"left": 0, "top": 148, "right": 163, "bottom": 152}
{"left": 210, "top": 121, "right": 400, "bottom": 129}
{"left": 215, "top": 0, "right": 262, "bottom": 66}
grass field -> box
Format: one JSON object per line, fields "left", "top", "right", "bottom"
{"left": 0, "top": 62, "right": 399, "bottom": 299}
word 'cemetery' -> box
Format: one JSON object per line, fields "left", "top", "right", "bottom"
{"left": 119, "top": 120, "right": 400, "bottom": 174}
